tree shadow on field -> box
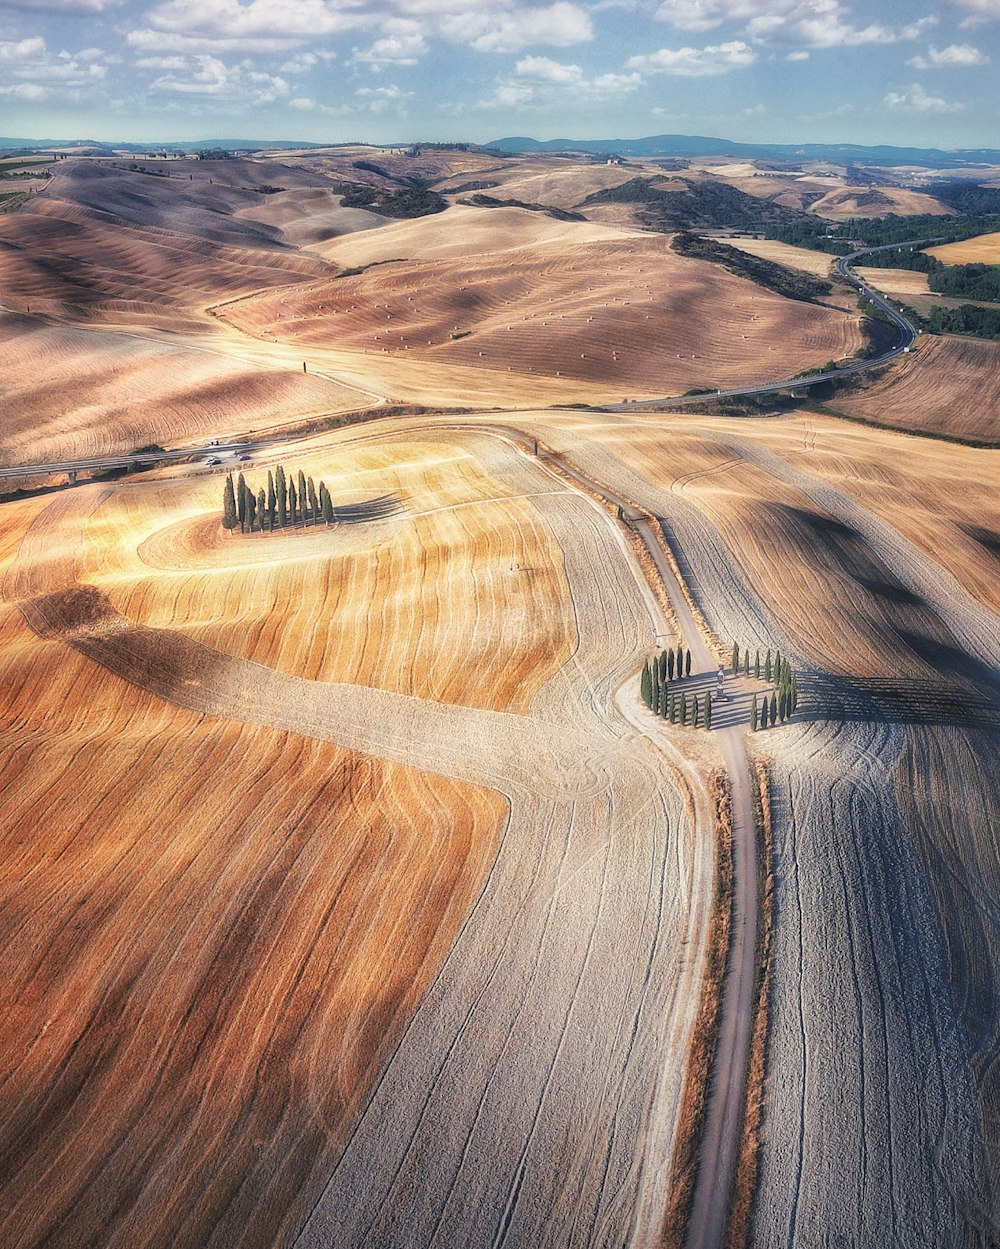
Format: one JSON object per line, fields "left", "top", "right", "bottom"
{"left": 807, "top": 671, "right": 1000, "bottom": 733}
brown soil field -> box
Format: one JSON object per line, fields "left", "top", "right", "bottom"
{"left": 0, "top": 315, "right": 366, "bottom": 464}
{"left": 219, "top": 224, "right": 861, "bottom": 395}
{"left": 0, "top": 489, "right": 507, "bottom": 1249}
{"left": 927, "top": 231, "right": 1000, "bottom": 265}
{"left": 830, "top": 334, "right": 1000, "bottom": 441}
{"left": 808, "top": 185, "right": 950, "bottom": 217}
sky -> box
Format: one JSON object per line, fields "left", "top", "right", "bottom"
{"left": 1, "top": 0, "right": 998, "bottom": 147}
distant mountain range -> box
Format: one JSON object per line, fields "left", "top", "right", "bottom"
{"left": 0, "top": 138, "right": 331, "bottom": 155}
{"left": 488, "top": 133, "right": 1000, "bottom": 168}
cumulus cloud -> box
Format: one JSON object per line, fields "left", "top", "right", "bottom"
{"left": 441, "top": 2, "right": 593, "bottom": 52}
{"left": 350, "top": 21, "right": 428, "bottom": 66}
{"left": 145, "top": 53, "right": 290, "bottom": 104}
{"left": 626, "top": 40, "right": 756, "bottom": 74}
{"left": 654, "top": 0, "right": 938, "bottom": 48}
{"left": 786, "top": 48, "right": 810, "bottom": 58}
{"left": 884, "top": 82, "right": 965, "bottom": 112}
{"left": 355, "top": 82, "right": 414, "bottom": 111}
{"left": 0, "top": 35, "right": 110, "bottom": 94}
{"left": 907, "top": 42, "right": 989, "bottom": 67}
{"left": 279, "top": 49, "right": 336, "bottom": 73}
{"left": 478, "top": 53, "right": 640, "bottom": 108}
{"left": 949, "top": 0, "right": 1000, "bottom": 23}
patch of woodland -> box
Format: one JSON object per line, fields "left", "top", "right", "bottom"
{"left": 671, "top": 232, "right": 832, "bottom": 303}
{"left": 581, "top": 176, "right": 805, "bottom": 232}
{"left": 461, "top": 193, "right": 585, "bottom": 222}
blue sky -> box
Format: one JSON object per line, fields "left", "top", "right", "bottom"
{"left": 1, "top": 0, "right": 998, "bottom": 146}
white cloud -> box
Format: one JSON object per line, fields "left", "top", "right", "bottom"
{"left": 743, "top": 101, "right": 767, "bottom": 114}
{"left": 350, "top": 21, "right": 428, "bottom": 67}
{"left": 0, "top": 35, "right": 110, "bottom": 89}
{"left": 478, "top": 53, "right": 639, "bottom": 108}
{"left": 0, "top": 81, "right": 51, "bottom": 99}
{"left": 440, "top": 3, "right": 593, "bottom": 52}
{"left": 786, "top": 48, "right": 810, "bottom": 58}
{"left": 907, "top": 42, "right": 989, "bottom": 68}
{"left": 949, "top": 0, "right": 1000, "bottom": 22}
{"left": 627, "top": 40, "right": 756, "bottom": 75}
{"left": 884, "top": 82, "right": 965, "bottom": 112}
{"left": 146, "top": 54, "right": 290, "bottom": 104}
{"left": 355, "top": 83, "right": 413, "bottom": 112}
{"left": 279, "top": 50, "right": 336, "bottom": 72}
{"left": 654, "top": 0, "right": 939, "bottom": 48}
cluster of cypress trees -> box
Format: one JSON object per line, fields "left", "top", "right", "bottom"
{"left": 222, "top": 466, "right": 336, "bottom": 534}
{"left": 640, "top": 644, "right": 712, "bottom": 729}
{"left": 732, "top": 640, "right": 799, "bottom": 731}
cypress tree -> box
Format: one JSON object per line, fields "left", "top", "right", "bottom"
{"left": 705, "top": 690, "right": 713, "bottom": 730}
{"left": 246, "top": 489, "right": 257, "bottom": 532}
{"left": 731, "top": 641, "right": 739, "bottom": 672}
{"left": 685, "top": 649, "right": 692, "bottom": 677}
{"left": 297, "top": 470, "right": 307, "bottom": 518}
{"left": 751, "top": 693, "right": 758, "bottom": 731}
{"left": 267, "top": 470, "right": 276, "bottom": 529}
{"left": 667, "top": 648, "right": 675, "bottom": 680}
{"left": 288, "top": 479, "right": 298, "bottom": 526}
{"left": 320, "top": 482, "right": 334, "bottom": 524}
{"left": 744, "top": 651, "right": 750, "bottom": 676}
{"left": 760, "top": 697, "right": 769, "bottom": 729}
{"left": 222, "top": 474, "right": 238, "bottom": 531}
{"left": 754, "top": 651, "right": 760, "bottom": 679}
{"left": 236, "top": 472, "right": 248, "bottom": 533}
{"left": 660, "top": 682, "right": 669, "bottom": 717}
{"left": 658, "top": 650, "right": 668, "bottom": 683}
{"left": 791, "top": 675, "right": 799, "bottom": 713}
{"left": 765, "top": 649, "right": 772, "bottom": 682}
{"left": 770, "top": 693, "right": 777, "bottom": 725}
{"left": 276, "top": 465, "right": 287, "bottom": 527}
{"left": 779, "top": 690, "right": 787, "bottom": 721}
{"left": 307, "top": 476, "right": 318, "bottom": 524}
{"left": 675, "top": 644, "right": 684, "bottom": 679}
{"left": 693, "top": 694, "right": 700, "bottom": 728}
{"left": 256, "top": 488, "right": 266, "bottom": 533}
{"left": 680, "top": 692, "right": 688, "bottom": 725}
{"left": 641, "top": 662, "right": 652, "bottom": 708}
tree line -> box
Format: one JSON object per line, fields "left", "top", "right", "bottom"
{"left": 731, "top": 643, "right": 799, "bottom": 730}
{"left": 640, "top": 644, "right": 714, "bottom": 728}
{"left": 222, "top": 466, "right": 336, "bottom": 534}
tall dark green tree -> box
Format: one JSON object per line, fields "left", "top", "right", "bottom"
{"left": 288, "top": 479, "right": 298, "bottom": 526}
{"left": 307, "top": 476, "right": 318, "bottom": 524}
{"left": 256, "top": 488, "right": 266, "bottom": 533}
{"left": 765, "top": 649, "right": 772, "bottom": 682}
{"left": 705, "top": 690, "right": 713, "bottom": 730}
{"left": 760, "top": 697, "right": 769, "bottom": 729}
{"left": 267, "top": 470, "right": 276, "bottom": 529}
{"left": 320, "top": 482, "right": 334, "bottom": 524}
{"left": 667, "top": 648, "right": 675, "bottom": 680}
{"left": 297, "top": 470, "right": 307, "bottom": 519}
{"left": 222, "top": 474, "right": 238, "bottom": 531}
{"left": 641, "top": 662, "right": 652, "bottom": 708}
{"left": 675, "top": 644, "right": 684, "bottom": 679}
{"left": 791, "top": 675, "right": 799, "bottom": 713}
{"left": 246, "top": 489, "right": 257, "bottom": 532}
{"left": 658, "top": 650, "right": 668, "bottom": 683}
{"left": 236, "top": 472, "right": 248, "bottom": 533}
{"left": 732, "top": 641, "right": 740, "bottom": 672}
{"left": 751, "top": 693, "right": 759, "bottom": 731}
{"left": 276, "top": 465, "right": 287, "bottom": 527}
{"left": 692, "top": 694, "right": 700, "bottom": 728}
{"left": 685, "top": 649, "right": 692, "bottom": 677}
{"left": 754, "top": 651, "right": 761, "bottom": 679}
{"left": 770, "top": 693, "right": 778, "bottom": 725}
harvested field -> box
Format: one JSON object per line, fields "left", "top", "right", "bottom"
{"left": 723, "top": 238, "right": 836, "bottom": 279}
{"left": 490, "top": 406, "right": 1000, "bottom": 1247}
{"left": 219, "top": 229, "right": 862, "bottom": 395}
{"left": 809, "top": 185, "right": 950, "bottom": 217}
{"left": 928, "top": 231, "right": 1000, "bottom": 265}
{"left": 829, "top": 335, "right": 1000, "bottom": 441}
{"left": 1, "top": 420, "right": 718, "bottom": 1249}
{"left": 854, "top": 265, "right": 931, "bottom": 296}
{"left": 0, "top": 316, "right": 365, "bottom": 464}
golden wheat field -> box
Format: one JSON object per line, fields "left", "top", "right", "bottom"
{"left": 2, "top": 151, "right": 999, "bottom": 1249}
{"left": 927, "top": 231, "right": 1000, "bottom": 264}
